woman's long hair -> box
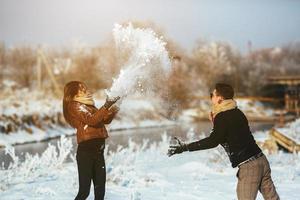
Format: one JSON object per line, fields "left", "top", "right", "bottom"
{"left": 63, "top": 81, "right": 86, "bottom": 128}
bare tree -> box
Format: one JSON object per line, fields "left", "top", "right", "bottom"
{"left": 6, "top": 46, "right": 37, "bottom": 88}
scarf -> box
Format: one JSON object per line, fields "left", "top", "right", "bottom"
{"left": 211, "top": 99, "right": 237, "bottom": 119}
{"left": 73, "top": 92, "right": 95, "bottom": 106}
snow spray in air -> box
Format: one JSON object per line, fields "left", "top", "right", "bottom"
{"left": 105, "top": 23, "right": 171, "bottom": 101}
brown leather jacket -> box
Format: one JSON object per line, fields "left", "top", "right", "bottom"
{"left": 67, "top": 101, "right": 116, "bottom": 144}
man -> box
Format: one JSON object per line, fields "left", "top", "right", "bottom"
{"left": 168, "top": 83, "right": 279, "bottom": 200}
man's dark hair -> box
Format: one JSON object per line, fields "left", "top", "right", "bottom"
{"left": 215, "top": 83, "right": 234, "bottom": 99}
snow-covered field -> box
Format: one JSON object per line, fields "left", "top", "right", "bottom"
{"left": 1, "top": 128, "right": 299, "bottom": 200}
{"left": 236, "top": 99, "right": 275, "bottom": 118}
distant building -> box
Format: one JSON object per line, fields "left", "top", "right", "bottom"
{"left": 268, "top": 75, "right": 300, "bottom": 116}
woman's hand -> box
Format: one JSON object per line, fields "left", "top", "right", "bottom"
{"left": 104, "top": 96, "right": 120, "bottom": 109}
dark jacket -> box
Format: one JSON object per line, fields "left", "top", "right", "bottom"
{"left": 187, "top": 108, "right": 261, "bottom": 168}
{"left": 66, "top": 101, "right": 116, "bottom": 144}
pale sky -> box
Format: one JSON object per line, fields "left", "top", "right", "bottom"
{"left": 0, "top": 0, "right": 299, "bottom": 52}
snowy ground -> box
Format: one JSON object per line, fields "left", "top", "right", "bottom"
{"left": 0, "top": 128, "right": 299, "bottom": 200}
{"left": 236, "top": 99, "right": 275, "bottom": 118}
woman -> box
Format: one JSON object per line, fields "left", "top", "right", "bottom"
{"left": 63, "top": 81, "right": 119, "bottom": 200}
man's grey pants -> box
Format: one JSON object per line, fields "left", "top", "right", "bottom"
{"left": 236, "top": 155, "right": 280, "bottom": 200}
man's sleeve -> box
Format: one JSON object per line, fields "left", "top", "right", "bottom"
{"left": 187, "top": 115, "right": 227, "bottom": 151}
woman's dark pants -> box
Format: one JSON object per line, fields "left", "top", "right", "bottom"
{"left": 75, "top": 148, "right": 106, "bottom": 200}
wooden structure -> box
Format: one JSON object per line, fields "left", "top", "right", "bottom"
{"left": 37, "top": 49, "right": 62, "bottom": 96}
{"left": 268, "top": 75, "right": 300, "bottom": 116}
{"left": 269, "top": 128, "right": 300, "bottom": 153}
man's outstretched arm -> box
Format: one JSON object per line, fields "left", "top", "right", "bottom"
{"left": 168, "top": 115, "right": 227, "bottom": 156}
{"left": 187, "top": 116, "right": 227, "bottom": 151}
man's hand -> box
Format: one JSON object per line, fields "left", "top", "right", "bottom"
{"left": 104, "top": 96, "right": 120, "bottom": 109}
{"left": 167, "top": 137, "right": 188, "bottom": 157}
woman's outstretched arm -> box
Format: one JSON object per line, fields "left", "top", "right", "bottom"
{"left": 103, "top": 106, "right": 119, "bottom": 124}
{"left": 70, "top": 101, "right": 109, "bottom": 126}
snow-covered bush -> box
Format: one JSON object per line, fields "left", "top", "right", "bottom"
{"left": 0, "top": 136, "right": 72, "bottom": 191}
